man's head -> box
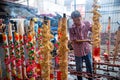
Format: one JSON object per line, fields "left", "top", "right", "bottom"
{"left": 71, "top": 10, "right": 81, "bottom": 26}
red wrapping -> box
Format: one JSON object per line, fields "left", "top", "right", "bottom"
{"left": 50, "top": 74, "right": 54, "bottom": 79}
{"left": 93, "top": 47, "right": 101, "bottom": 61}
{"left": 57, "top": 71, "right": 61, "bottom": 80}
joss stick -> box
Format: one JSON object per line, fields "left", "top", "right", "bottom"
{"left": 113, "top": 30, "right": 120, "bottom": 64}
{"left": 8, "top": 23, "right": 17, "bottom": 78}
{"left": 14, "top": 32, "right": 23, "bottom": 79}
{"left": 105, "top": 17, "right": 111, "bottom": 74}
{"left": 2, "top": 32, "right": 12, "bottom": 80}
{"left": 26, "top": 19, "right": 36, "bottom": 80}
{"left": 58, "top": 14, "right": 69, "bottom": 80}
{"left": 92, "top": 0, "right": 102, "bottom": 73}
{"left": 106, "top": 17, "right": 111, "bottom": 56}
{"left": 27, "top": 32, "right": 36, "bottom": 80}
{"left": 41, "top": 17, "right": 54, "bottom": 80}
{"left": 48, "top": 20, "right": 54, "bottom": 80}
{"left": 37, "top": 26, "right": 43, "bottom": 78}
{"left": 30, "top": 19, "right": 37, "bottom": 61}
{"left": 18, "top": 20, "right": 27, "bottom": 79}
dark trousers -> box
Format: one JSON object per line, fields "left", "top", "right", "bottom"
{"left": 75, "top": 53, "right": 93, "bottom": 80}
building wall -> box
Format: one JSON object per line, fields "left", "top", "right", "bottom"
{"left": 99, "top": 0, "right": 120, "bottom": 33}
{"left": 85, "top": 0, "right": 120, "bottom": 33}
{"left": 17, "top": 0, "right": 66, "bottom": 15}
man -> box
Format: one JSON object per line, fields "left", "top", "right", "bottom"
{"left": 69, "top": 10, "right": 93, "bottom": 80}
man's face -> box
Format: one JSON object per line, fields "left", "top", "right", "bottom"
{"left": 72, "top": 17, "right": 81, "bottom": 26}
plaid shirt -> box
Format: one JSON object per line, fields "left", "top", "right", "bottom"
{"left": 69, "top": 21, "right": 92, "bottom": 57}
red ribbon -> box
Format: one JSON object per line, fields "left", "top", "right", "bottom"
{"left": 10, "top": 56, "right": 16, "bottom": 63}
{"left": 57, "top": 71, "right": 61, "bottom": 80}
{"left": 5, "top": 56, "right": 11, "bottom": 65}
{"left": 11, "top": 44, "right": 14, "bottom": 49}
{"left": 16, "top": 59, "right": 23, "bottom": 67}
{"left": 32, "top": 73, "right": 38, "bottom": 78}
{"left": 54, "top": 43, "right": 59, "bottom": 49}
{"left": 40, "top": 36, "right": 42, "bottom": 39}
{"left": 55, "top": 56, "right": 59, "bottom": 64}
{"left": 2, "top": 45, "right": 9, "bottom": 48}
{"left": 26, "top": 63, "right": 36, "bottom": 73}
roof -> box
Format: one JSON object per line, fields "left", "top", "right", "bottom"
{"left": 0, "top": 1, "right": 37, "bottom": 18}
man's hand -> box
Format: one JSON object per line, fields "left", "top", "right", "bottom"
{"left": 76, "top": 40, "right": 92, "bottom": 44}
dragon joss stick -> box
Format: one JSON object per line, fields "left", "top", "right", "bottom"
{"left": 18, "top": 20, "right": 27, "bottom": 79}
{"left": 14, "top": 32, "right": 23, "bottom": 79}
{"left": 58, "top": 14, "right": 69, "bottom": 80}
{"left": 8, "top": 23, "right": 17, "bottom": 78}
{"left": 41, "top": 18, "right": 54, "bottom": 80}
{"left": 2, "top": 33, "right": 12, "bottom": 80}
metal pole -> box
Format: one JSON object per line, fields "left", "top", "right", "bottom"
{"left": 27, "top": 0, "right": 29, "bottom": 7}
{"left": 74, "top": 0, "right": 76, "bottom": 10}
